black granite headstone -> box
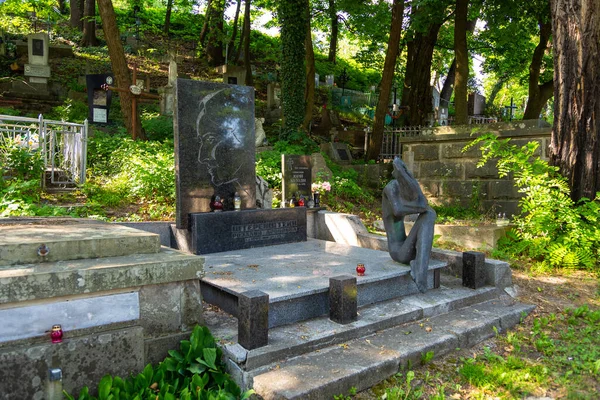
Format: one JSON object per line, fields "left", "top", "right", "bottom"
{"left": 329, "top": 275, "right": 357, "bottom": 324}
{"left": 462, "top": 251, "right": 486, "bottom": 289}
{"left": 175, "top": 79, "right": 256, "bottom": 229}
{"left": 238, "top": 290, "right": 269, "bottom": 350}
{"left": 337, "top": 148, "right": 350, "bottom": 160}
{"left": 281, "top": 154, "right": 312, "bottom": 204}
{"left": 189, "top": 208, "right": 307, "bottom": 254}
{"left": 86, "top": 74, "right": 113, "bottom": 124}
{"left": 32, "top": 39, "right": 44, "bottom": 56}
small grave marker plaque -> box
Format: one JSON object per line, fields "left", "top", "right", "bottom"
{"left": 86, "top": 74, "right": 113, "bottom": 124}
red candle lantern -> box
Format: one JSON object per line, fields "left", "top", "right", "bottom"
{"left": 356, "top": 263, "right": 366, "bottom": 276}
{"left": 50, "top": 325, "right": 63, "bottom": 343}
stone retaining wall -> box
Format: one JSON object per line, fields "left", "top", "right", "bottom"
{"left": 400, "top": 120, "right": 552, "bottom": 216}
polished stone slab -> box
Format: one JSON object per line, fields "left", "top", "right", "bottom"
{"left": 281, "top": 154, "right": 312, "bottom": 203}
{"left": 174, "top": 79, "right": 256, "bottom": 229}
{"left": 201, "top": 239, "right": 447, "bottom": 327}
{"left": 189, "top": 208, "right": 307, "bottom": 254}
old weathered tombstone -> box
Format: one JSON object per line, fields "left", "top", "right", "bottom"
{"left": 86, "top": 74, "right": 114, "bottom": 124}
{"left": 215, "top": 64, "right": 247, "bottom": 85}
{"left": 159, "top": 60, "right": 177, "bottom": 116}
{"left": 255, "top": 117, "right": 266, "bottom": 146}
{"left": 281, "top": 154, "right": 312, "bottom": 205}
{"left": 174, "top": 79, "right": 256, "bottom": 228}
{"left": 24, "top": 33, "right": 50, "bottom": 88}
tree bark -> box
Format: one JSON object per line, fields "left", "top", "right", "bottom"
{"left": 81, "top": 0, "right": 99, "bottom": 47}
{"left": 243, "top": 0, "right": 252, "bottom": 85}
{"left": 550, "top": 0, "right": 600, "bottom": 201}
{"left": 328, "top": 0, "right": 338, "bottom": 63}
{"left": 227, "top": 0, "right": 242, "bottom": 62}
{"left": 439, "top": 58, "right": 456, "bottom": 109}
{"left": 97, "top": 0, "right": 144, "bottom": 140}
{"left": 199, "top": 0, "right": 212, "bottom": 45}
{"left": 204, "top": 0, "right": 226, "bottom": 66}
{"left": 303, "top": 11, "right": 316, "bottom": 130}
{"left": 366, "top": 0, "right": 405, "bottom": 161}
{"left": 70, "top": 0, "right": 84, "bottom": 30}
{"left": 454, "top": 0, "right": 469, "bottom": 125}
{"left": 402, "top": 22, "right": 443, "bottom": 127}
{"left": 523, "top": 21, "right": 553, "bottom": 120}
{"left": 164, "top": 0, "right": 173, "bottom": 35}
{"left": 487, "top": 75, "right": 507, "bottom": 107}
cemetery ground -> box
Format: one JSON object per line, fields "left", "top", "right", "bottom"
{"left": 1, "top": 30, "right": 599, "bottom": 400}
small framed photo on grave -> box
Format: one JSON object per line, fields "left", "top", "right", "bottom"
{"left": 86, "top": 74, "right": 113, "bottom": 124}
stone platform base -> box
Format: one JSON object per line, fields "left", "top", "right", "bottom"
{"left": 201, "top": 239, "right": 447, "bottom": 328}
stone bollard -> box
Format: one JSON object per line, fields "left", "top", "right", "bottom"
{"left": 46, "top": 368, "right": 63, "bottom": 400}
{"left": 238, "top": 290, "right": 269, "bottom": 350}
{"left": 462, "top": 251, "right": 486, "bottom": 289}
{"left": 329, "top": 275, "right": 357, "bottom": 324}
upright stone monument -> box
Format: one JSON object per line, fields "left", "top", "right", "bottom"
{"left": 281, "top": 154, "right": 312, "bottom": 205}
{"left": 174, "top": 79, "right": 256, "bottom": 229}
{"left": 86, "top": 74, "right": 113, "bottom": 124}
{"left": 159, "top": 60, "right": 177, "bottom": 116}
{"left": 24, "top": 33, "right": 51, "bottom": 86}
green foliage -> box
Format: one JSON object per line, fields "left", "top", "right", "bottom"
{"left": 465, "top": 134, "right": 600, "bottom": 271}
{"left": 278, "top": 0, "right": 308, "bottom": 140}
{"left": 0, "top": 137, "right": 44, "bottom": 181}
{"left": 47, "top": 99, "right": 89, "bottom": 123}
{"left": 141, "top": 110, "right": 174, "bottom": 141}
{"left": 255, "top": 150, "right": 282, "bottom": 189}
{"left": 64, "top": 325, "right": 253, "bottom": 400}
{"left": 384, "top": 371, "right": 424, "bottom": 400}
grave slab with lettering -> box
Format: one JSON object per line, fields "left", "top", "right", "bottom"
{"left": 174, "top": 79, "right": 256, "bottom": 229}
{"left": 24, "top": 33, "right": 50, "bottom": 85}
{"left": 189, "top": 208, "right": 307, "bottom": 254}
{"left": 86, "top": 74, "right": 114, "bottom": 124}
{"left": 281, "top": 154, "right": 312, "bottom": 203}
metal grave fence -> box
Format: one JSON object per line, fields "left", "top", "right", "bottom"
{"left": 379, "top": 125, "right": 422, "bottom": 160}
{"left": 0, "top": 114, "right": 88, "bottom": 190}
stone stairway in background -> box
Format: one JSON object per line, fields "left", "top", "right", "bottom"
{"left": 0, "top": 218, "right": 205, "bottom": 398}
{"left": 200, "top": 239, "right": 534, "bottom": 399}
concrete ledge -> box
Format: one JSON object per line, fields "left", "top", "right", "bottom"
{"left": 0, "top": 248, "right": 205, "bottom": 303}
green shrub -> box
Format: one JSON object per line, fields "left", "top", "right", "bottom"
{"left": 465, "top": 134, "right": 600, "bottom": 271}
{"left": 48, "top": 98, "right": 89, "bottom": 123}
{"left": 64, "top": 325, "right": 253, "bottom": 400}
{"left": 141, "top": 110, "right": 174, "bottom": 141}
{"left": 0, "top": 137, "right": 44, "bottom": 181}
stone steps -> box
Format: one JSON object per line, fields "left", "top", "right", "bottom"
{"left": 248, "top": 296, "right": 534, "bottom": 399}
{"left": 0, "top": 219, "right": 160, "bottom": 265}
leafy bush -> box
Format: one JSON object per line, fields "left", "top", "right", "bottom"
{"left": 141, "top": 110, "right": 174, "bottom": 141}
{"left": 0, "top": 136, "right": 44, "bottom": 181}
{"left": 48, "top": 98, "right": 89, "bottom": 123}
{"left": 465, "top": 134, "right": 600, "bottom": 271}
{"left": 64, "top": 325, "right": 253, "bottom": 400}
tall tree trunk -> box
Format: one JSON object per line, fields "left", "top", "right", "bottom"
{"left": 523, "top": 21, "right": 554, "bottom": 119}
{"left": 81, "top": 0, "right": 99, "bottom": 47}
{"left": 279, "top": 0, "right": 309, "bottom": 139}
{"left": 439, "top": 58, "right": 456, "bottom": 109}
{"left": 328, "top": 0, "right": 338, "bottom": 63}
{"left": 303, "top": 11, "right": 316, "bottom": 130}
{"left": 70, "top": 0, "right": 84, "bottom": 30}
{"left": 243, "top": 0, "right": 252, "bottom": 85}
{"left": 366, "top": 0, "right": 405, "bottom": 161}
{"left": 454, "top": 0, "right": 469, "bottom": 125}
{"left": 199, "top": 0, "right": 212, "bottom": 45}
{"left": 403, "top": 22, "right": 442, "bottom": 126}
{"left": 549, "top": 0, "right": 600, "bottom": 201}
{"left": 227, "top": 0, "right": 242, "bottom": 62}
{"left": 164, "top": 0, "right": 173, "bottom": 35}
{"left": 205, "top": 0, "right": 226, "bottom": 66}
{"left": 97, "top": 0, "right": 144, "bottom": 140}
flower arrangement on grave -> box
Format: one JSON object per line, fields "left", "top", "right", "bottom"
{"left": 311, "top": 181, "right": 331, "bottom": 194}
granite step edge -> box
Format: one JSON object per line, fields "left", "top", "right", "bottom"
{"left": 213, "top": 280, "right": 504, "bottom": 372}
{"left": 248, "top": 298, "right": 535, "bottom": 400}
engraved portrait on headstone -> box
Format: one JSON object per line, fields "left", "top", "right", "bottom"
{"left": 175, "top": 79, "right": 256, "bottom": 228}
{"left": 382, "top": 157, "right": 436, "bottom": 293}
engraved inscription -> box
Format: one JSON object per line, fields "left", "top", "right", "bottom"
{"left": 231, "top": 220, "right": 298, "bottom": 243}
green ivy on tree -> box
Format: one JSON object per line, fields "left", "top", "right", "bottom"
{"left": 278, "top": 0, "right": 308, "bottom": 140}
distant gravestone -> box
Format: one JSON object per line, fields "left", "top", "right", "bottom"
{"left": 328, "top": 142, "right": 353, "bottom": 164}
{"left": 174, "top": 79, "right": 256, "bottom": 229}
{"left": 281, "top": 154, "right": 312, "bottom": 204}
{"left": 24, "top": 33, "right": 50, "bottom": 86}
{"left": 86, "top": 74, "right": 113, "bottom": 124}
{"left": 216, "top": 64, "right": 247, "bottom": 86}
{"left": 159, "top": 60, "right": 177, "bottom": 116}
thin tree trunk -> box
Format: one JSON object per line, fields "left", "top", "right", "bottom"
{"left": 549, "top": 0, "right": 600, "bottom": 201}
{"left": 164, "top": 0, "right": 173, "bottom": 35}
{"left": 70, "top": 0, "right": 84, "bottom": 30}
{"left": 81, "top": 0, "right": 99, "bottom": 47}
{"left": 328, "top": 0, "right": 338, "bottom": 63}
{"left": 243, "top": 0, "right": 252, "bottom": 85}
{"left": 439, "top": 58, "right": 456, "bottom": 109}
{"left": 454, "top": 0, "right": 469, "bottom": 125}
{"left": 199, "top": 0, "right": 212, "bottom": 45}
{"left": 97, "top": 0, "right": 144, "bottom": 140}
{"left": 523, "top": 21, "right": 553, "bottom": 119}
{"left": 366, "top": 0, "right": 405, "bottom": 161}
{"left": 227, "top": 0, "right": 242, "bottom": 62}
{"left": 303, "top": 11, "right": 316, "bottom": 130}
{"left": 205, "top": 0, "right": 226, "bottom": 66}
